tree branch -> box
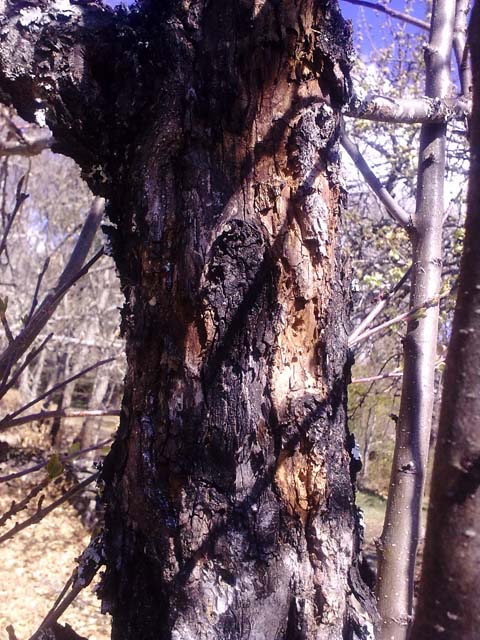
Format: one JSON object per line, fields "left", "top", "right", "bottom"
{"left": 340, "top": 123, "right": 413, "bottom": 228}
{"left": 0, "top": 437, "right": 113, "bottom": 483}
{"left": 0, "top": 174, "right": 28, "bottom": 258}
{"left": 0, "top": 477, "right": 50, "bottom": 526}
{"left": 0, "top": 357, "right": 115, "bottom": 432}
{"left": 349, "top": 295, "right": 442, "bottom": 348}
{"left": 0, "top": 198, "right": 105, "bottom": 382}
{"left": 0, "top": 472, "right": 98, "bottom": 545}
{"left": 1, "top": 409, "right": 119, "bottom": 432}
{"left": 349, "top": 267, "right": 412, "bottom": 344}
{"left": 0, "top": 105, "right": 53, "bottom": 156}
{"left": 0, "top": 333, "right": 52, "bottom": 401}
{"left": 344, "top": 94, "right": 471, "bottom": 124}
{"left": 342, "top": 0, "right": 430, "bottom": 31}
{"left": 29, "top": 535, "right": 104, "bottom": 640}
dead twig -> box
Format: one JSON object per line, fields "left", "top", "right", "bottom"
{"left": 0, "top": 477, "right": 50, "bottom": 526}
{"left": 0, "top": 357, "right": 116, "bottom": 432}
{"left": 0, "top": 176, "right": 28, "bottom": 259}
{"left": 349, "top": 294, "right": 444, "bottom": 348}
{"left": 0, "top": 197, "right": 105, "bottom": 383}
{"left": 0, "top": 437, "right": 113, "bottom": 483}
{"left": 0, "top": 333, "right": 53, "bottom": 402}
{"left": 0, "top": 472, "right": 98, "bottom": 545}
{"left": 28, "top": 534, "right": 104, "bottom": 640}
{"left": 349, "top": 267, "right": 412, "bottom": 345}
{"left": 342, "top": 0, "right": 430, "bottom": 30}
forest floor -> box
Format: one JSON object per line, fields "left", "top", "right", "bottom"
{"left": 0, "top": 397, "right": 113, "bottom": 640}
{"left": 0, "top": 485, "right": 111, "bottom": 640}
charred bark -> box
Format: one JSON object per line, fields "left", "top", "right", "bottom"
{"left": 0, "top": 1, "right": 374, "bottom": 637}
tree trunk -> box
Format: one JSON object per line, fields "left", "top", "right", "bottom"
{"left": 375, "top": 3, "right": 455, "bottom": 637}
{"left": 410, "top": 3, "right": 480, "bottom": 637}
{"left": 0, "top": 1, "right": 374, "bottom": 637}
{"left": 99, "top": 3, "right": 372, "bottom": 638}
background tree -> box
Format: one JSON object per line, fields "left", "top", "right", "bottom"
{"left": 411, "top": 1, "right": 480, "bottom": 636}
{"left": 339, "top": 2, "right": 471, "bottom": 636}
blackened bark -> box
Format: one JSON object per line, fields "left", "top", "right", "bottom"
{"left": 410, "top": 3, "right": 480, "bottom": 638}
{"left": 0, "top": 1, "right": 374, "bottom": 638}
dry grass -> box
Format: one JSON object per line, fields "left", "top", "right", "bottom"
{"left": 0, "top": 389, "right": 113, "bottom": 640}
{"left": 0, "top": 473, "right": 111, "bottom": 640}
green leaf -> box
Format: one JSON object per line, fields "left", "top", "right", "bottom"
{"left": 410, "top": 309, "right": 427, "bottom": 321}
{"left": 68, "top": 442, "right": 81, "bottom": 454}
{"left": 46, "top": 453, "right": 64, "bottom": 479}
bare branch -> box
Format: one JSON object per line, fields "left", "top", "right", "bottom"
{"left": 1, "top": 409, "right": 120, "bottom": 432}
{"left": 0, "top": 477, "right": 50, "bottom": 527}
{"left": 29, "top": 534, "right": 104, "bottom": 640}
{"left": 0, "top": 198, "right": 105, "bottom": 382}
{"left": 351, "top": 360, "right": 444, "bottom": 385}
{"left": 340, "top": 123, "right": 413, "bottom": 228}
{"left": 349, "top": 295, "right": 442, "bottom": 348}
{"left": 342, "top": 0, "right": 430, "bottom": 30}
{"left": 0, "top": 357, "right": 116, "bottom": 432}
{"left": 0, "top": 333, "right": 52, "bottom": 402}
{"left": 26, "top": 258, "right": 50, "bottom": 324}
{"left": 351, "top": 371, "right": 403, "bottom": 384}
{"left": 344, "top": 94, "right": 471, "bottom": 124}
{"left": 0, "top": 105, "right": 53, "bottom": 156}
{"left": 0, "top": 437, "right": 113, "bottom": 483}
{"left": 0, "top": 175, "right": 28, "bottom": 259}
{"left": 57, "top": 197, "right": 105, "bottom": 289}
{"left": 349, "top": 267, "right": 412, "bottom": 344}
{"left": 1, "top": 311, "right": 13, "bottom": 343}
{"left": 0, "top": 472, "right": 98, "bottom": 546}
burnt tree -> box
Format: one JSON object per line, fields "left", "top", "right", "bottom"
{"left": 0, "top": 1, "right": 373, "bottom": 638}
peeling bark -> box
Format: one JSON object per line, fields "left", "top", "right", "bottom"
{"left": 0, "top": 1, "right": 374, "bottom": 637}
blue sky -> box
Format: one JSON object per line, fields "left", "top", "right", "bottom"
{"left": 339, "top": 0, "right": 428, "bottom": 26}
{"left": 339, "top": 1, "right": 429, "bottom": 53}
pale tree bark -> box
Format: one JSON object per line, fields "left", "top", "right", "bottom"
{"left": 453, "top": 0, "right": 473, "bottom": 99}
{"left": 0, "top": 1, "right": 375, "bottom": 639}
{"left": 375, "top": 2, "right": 456, "bottom": 639}
{"left": 344, "top": 94, "right": 470, "bottom": 125}
{"left": 78, "top": 366, "right": 109, "bottom": 450}
{"left": 410, "top": 2, "right": 480, "bottom": 637}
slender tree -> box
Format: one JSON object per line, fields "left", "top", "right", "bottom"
{"left": 375, "top": 3, "right": 456, "bottom": 638}
{"left": 410, "top": 2, "right": 480, "bottom": 637}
